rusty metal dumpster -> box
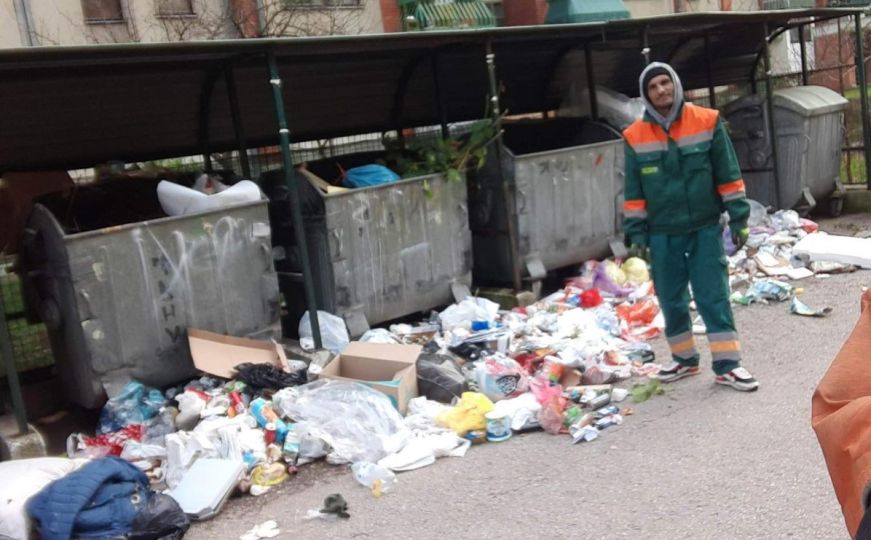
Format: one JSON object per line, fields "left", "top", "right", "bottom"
{"left": 261, "top": 159, "right": 472, "bottom": 338}
{"left": 19, "top": 184, "right": 280, "bottom": 408}
{"left": 467, "top": 118, "right": 625, "bottom": 287}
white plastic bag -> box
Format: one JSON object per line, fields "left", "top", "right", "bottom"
{"left": 157, "top": 179, "right": 261, "bottom": 217}
{"left": 439, "top": 297, "right": 500, "bottom": 331}
{"left": 351, "top": 462, "right": 396, "bottom": 495}
{"left": 0, "top": 458, "right": 87, "bottom": 540}
{"left": 298, "top": 311, "right": 350, "bottom": 353}
{"left": 281, "top": 380, "right": 409, "bottom": 464}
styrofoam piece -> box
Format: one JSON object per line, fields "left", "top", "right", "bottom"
{"left": 793, "top": 232, "right": 871, "bottom": 269}
{"left": 168, "top": 458, "right": 245, "bottom": 521}
{"left": 157, "top": 180, "right": 262, "bottom": 217}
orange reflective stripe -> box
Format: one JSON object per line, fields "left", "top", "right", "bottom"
{"left": 623, "top": 123, "right": 667, "bottom": 146}
{"left": 717, "top": 179, "right": 746, "bottom": 196}
{"left": 710, "top": 340, "right": 741, "bottom": 353}
{"left": 624, "top": 199, "right": 647, "bottom": 211}
{"left": 670, "top": 104, "right": 719, "bottom": 140}
{"left": 670, "top": 339, "right": 696, "bottom": 354}
{"left": 625, "top": 104, "right": 719, "bottom": 147}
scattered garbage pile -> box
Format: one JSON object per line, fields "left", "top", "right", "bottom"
{"left": 5, "top": 198, "right": 868, "bottom": 539}
{"left": 724, "top": 199, "right": 867, "bottom": 318}
{"left": 2, "top": 255, "right": 672, "bottom": 539}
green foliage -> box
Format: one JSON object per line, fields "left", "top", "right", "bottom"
{"left": 386, "top": 112, "right": 503, "bottom": 184}
{"left": 630, "top": 379, "right": 666, "bottom": 403}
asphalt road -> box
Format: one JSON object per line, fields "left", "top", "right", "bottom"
{"left": 189, "top": 227, "right": 870, "bottom": 540}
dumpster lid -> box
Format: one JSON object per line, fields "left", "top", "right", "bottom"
{"left": 774, "top": 86, "right": 849, "bottom": 116}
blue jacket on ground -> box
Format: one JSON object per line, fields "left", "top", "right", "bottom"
{"left": 26, "top": 456, "right": 151, "bottom": 540}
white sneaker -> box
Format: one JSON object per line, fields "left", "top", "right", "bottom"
{"left": 715, "top": 366, "right": 759, "bottom": 392}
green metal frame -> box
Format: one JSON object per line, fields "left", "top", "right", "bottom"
{"left": 854, "top": 13, "right": 871, "bottom": 190}
{"left": 266, "top": 51, "right": 323, "bottom": 349}
{"left": 762, "top": 21, "right": 783, "bottom": 208}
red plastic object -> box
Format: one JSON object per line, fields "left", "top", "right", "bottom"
{"left": 616, "top": 299, "right": 659, "bottom": 326}
{"left": 800, "top": 218, "right": 819, "bottom": 234}
{"left": 82, "top": 424, "right": 144, "bottom": 456}
{"left": 580, "top": 288, "right": 603, "bottom": 308}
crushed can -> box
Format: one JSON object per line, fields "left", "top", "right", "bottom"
{"left": 594, "top": 405, "right": 620, "bottom": 419}
{"left": 570, "top": 424, "right": 599, "bottom": 444}
{"left": 264, "top": 422, "right": 277, "bottom": 445}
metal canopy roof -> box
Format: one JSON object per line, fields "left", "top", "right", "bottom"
{"left": 0, "top": 8, "right": 862, "bottom": 172}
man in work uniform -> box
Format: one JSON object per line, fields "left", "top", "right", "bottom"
{"left": 622, "top": 61, "right": 759, "bottom": 392}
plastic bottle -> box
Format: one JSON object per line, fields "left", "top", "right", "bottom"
{"left": 250, "top": 398, "right": 289, "bottom": 444}
{"left": 351, "top": 462, "right": 396, "bottom": 497}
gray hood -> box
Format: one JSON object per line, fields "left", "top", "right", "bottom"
{"left": 639, "top": 62, "right": 684, "bottom": 131}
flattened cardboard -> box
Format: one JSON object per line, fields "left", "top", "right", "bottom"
{"left": 188, "top": 328, "right": 287, "bottom": 379}
{"left": 319, "top": 342, "right": 421, "bottom": 414}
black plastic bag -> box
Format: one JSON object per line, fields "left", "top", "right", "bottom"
{"left": 417, "top": 353, "right": 467, "bottom": 403}
{"left": 234, "top": 362, "right": 306, "bottom": 391}
{"left": 128, "top": 493, "right": 190, "bottom": 540}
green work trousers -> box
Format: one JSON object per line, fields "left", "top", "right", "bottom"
{"left": 648, "top": 223, "right": 742, "bottom": 375}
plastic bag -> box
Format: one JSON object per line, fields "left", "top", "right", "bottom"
{"left": 594, "top": 262, "right": 635, "bottom": 297}
{"left": 580, "top": 288, "right": 603, "bottom": 308}
{"left": 342, "top": 164, "right": 400, "bottom": 188}
{"left": 538, "top": 396, "right": 567, "bottom": 435}
{"left": 298, "top": 311, "right": 350, "bottom": 353}
{"left": 616, "top": 299, "right": 659, "bottom": 327}
{"left": 439, "top": 297, "right": 499, "bottom": 331}
{"left": 492, "top": 393, "right": 541, "bottom": 431}
{"left": 351, "top": 462, "right": 397, "bottom": 496}
{"left": 128, "top": 493, "right": 190, "bottom": 540}
{"left": 359, "top": 328, "right": 402, "bottom": 344}
{"left": 0, "top": 458, "right": 86, "bottom": 540}
{"left": 473, "top": 355, "right": 529, "bottom": 402}
{"left": 234, "top": 363, "right": 306, "bottom": 391}
{"left": 279, "top": 380, "right": 409, "bottom": 464}
{"left": 747, "top": 199, "right": 769, "bottom": 228}
{"left": 436, "top": 392, "right": 495, "bottom": 435}
{"left": 417, "top": 352, "right": 467, "bottom": 403}
{"left": 621, "top": 257, "right": 650, "bottom": 285}
{"left": 529, "top": 376, "right": 563, "bottom": 405}
{"left": 98, "top": 382, "right": 166, "bottom": 435}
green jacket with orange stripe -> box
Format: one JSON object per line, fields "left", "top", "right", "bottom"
{"left": 622, "top": 103, "right": 750, "bottom": 245}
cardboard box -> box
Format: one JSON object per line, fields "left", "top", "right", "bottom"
{"left": 319, "top": 342, "right": 421, "bottom": 414}
{"left": 188, "top": 328, "right": 288, "bottom": 379}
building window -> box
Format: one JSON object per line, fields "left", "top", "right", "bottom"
{"left": 81, "top": 0, "right": 124, "bottom": 22}
{"left": 157, "top": 0, "right": 195, "bottom": 15}
{"left": 285, "top": 0, "right": 363, "bottom": 7}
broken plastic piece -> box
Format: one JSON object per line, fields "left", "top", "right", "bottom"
{"left": 790, "top": 297, "right": 833, "bottom": 318}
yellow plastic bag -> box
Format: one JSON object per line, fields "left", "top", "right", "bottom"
{"left": 437, "top": 392, "right": 495, "bottom": 435}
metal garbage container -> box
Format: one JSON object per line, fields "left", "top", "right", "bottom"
{"left": 723, "top": 85, "right": 848, "bottom": 210}
{"left": 261, "top": 156, "right": 472, "bottom": 338}
{"left": 19, "top": 180, "right": 281, "bottom": 408}
{"left": 467, "top": 118, "right": 625, "bottom": 287}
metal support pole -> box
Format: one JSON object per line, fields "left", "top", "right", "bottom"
{"left": 641, "top": 26, "right": 651, "bottom": 66}
{"left": 486, "top": 40, "right": 522, "bottom": 293}
{"left": 705, "top": 34, "right": 716, "bottom": 109}
{"left": 799, "top": 24, "right": 809, "bottom": 86}
{"left": 225, "top": 65, "right": 251, "bottom": 180}
{"left": 431, "top": 52, "right": 449, "bottom": 139}
{"left": 762, "top": 22, "right": 783, "bottom": 208}
{"left": 584, "top": 43, "right": 598, "bottom": 120}
{"left": 0, "top": 292, "right": 28, "bottom": 435}
{"left": 854, "top": 13, "right": 871, "bottom": 190}
{"left": 266, "top": 52, "right": 322, "bottom": 349}
{"left": 198, "top": 69, "right": 221, "bottom": 174}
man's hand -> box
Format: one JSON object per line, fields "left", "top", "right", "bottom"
{"left": 731, "top": 225, "right": 750, "bottom": 251}
{"left": 628, "top": 243, "right": 650, "bottom": 262}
